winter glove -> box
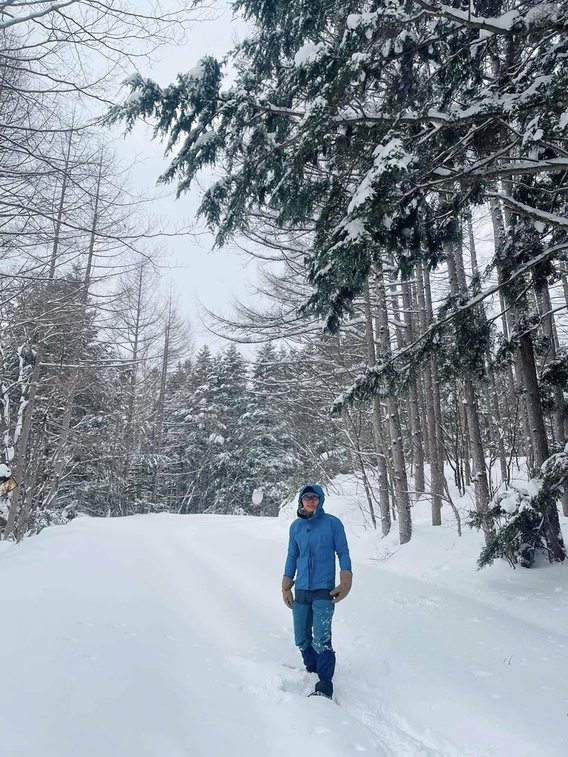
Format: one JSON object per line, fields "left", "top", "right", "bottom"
{"left": 282, "top": 575, "right": 294, "bottom": 609}
{"left": 330, "top": 570, "right": 352, "bottom": 604}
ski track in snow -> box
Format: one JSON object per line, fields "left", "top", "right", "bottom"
{"left": 0, "top": 508, "right": 566, "bottom": 756}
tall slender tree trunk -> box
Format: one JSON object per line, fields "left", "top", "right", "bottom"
{"left": 466, "top": 212, "right": 479, "bottom": 276}
{"left": 517, "top": 331, "right": 566, "bottom": 559}
{"left": 490, "top": 196, "right": 533, "bottom": 468}
{"left": 561, "top": 266, "right": 568, "bottom": 315}
{"left": 518, "top": 334, "right": 549, "bottom": 469}
{"left": 401, "top": 279, "right": 425, "bottom": 495}
{"left": 462, "top": 398, "right": 472, "bottom": 488}
{"left": 362, "top": 280, "right": 391, "bottom": 535}
{"left": 534, "top": 274, "right": 566, "bottom": 449}
{"left": 120, "top": 264, "right": 146, "bottom": 514}
{"left": 489, "top": 373, "right": 509, "bottom": 484}
{"left": 44, "top": 376, "right": 76, "bottom": 512}
{"left": 49, "top": 128, "right": 74, "bottom": 280}
{"left": 446, "top": 247, "right": 491, "bottom": 534}
{"left": 463, "top": 378, "right": 491, "bottom": 520}
{"left": 3, "top": 346, "right": 43, "bottom": 540}
{"left": 151, "top": 297, "right": 172, "bottom": 502}
{"left": 345, "top": 409, "right": 378, "bottom": 530}
{"left": 83, "top": 154, "right": 103, "bottom": 298}
{"left": 417, "top": 262, "right": 443, "bottom": 524}
{"left": 374, "top": 264, "right": 412, "bottom": 544}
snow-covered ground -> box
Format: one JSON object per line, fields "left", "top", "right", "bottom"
{"left": 0, "top": 475, "right": 567, "bottom": 756}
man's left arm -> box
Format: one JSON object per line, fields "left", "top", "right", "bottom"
{"left": 330, "top": 519, "right": 352, "bottom": 603}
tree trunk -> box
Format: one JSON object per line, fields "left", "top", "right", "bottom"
{"left": 517, "top": 331, "right": 566, "bottom": 560}
{"left": 489, "top": 373, "right": 509, "bottom": 484}
{"left": 446, "top": 244, "right": 491, "bottom": 535}
{"left": 362, "top": 280, "right": 391, "bottom": 535}
{"left": 462, "top": 399, "right": 472, "bottom": 488}
{"left": 401, "top": 279, "right": 425, "bottom": 495}
{"left": 463, "top": 378, "right": 491, "bottom": 520}
{"left": 417, "top": 262, "right": 443, "bottom": 525}
{"left": 490, "top": 196, "right": 533, "bottom": 469}
{"left": 3, "top": 345, "right": 43, "bottom": 540}
{"left": 44, "top": 378, "right": 76, "bottom": 512}
{"left": 466, "top": 211, "right": 479, "bottom": 276}
{"left": 151, "top": 297, "right": 172, "bottom": 502}
{"left": 374, "top": 265, "right": 412, "bottom": 544}
{"left": 518, "top": 333, "right": 549, "bottom": 469}
{"left": 49, "top": 129, "right": 74, "bottom": 280}
{"left": 121, "top": 263, "right": 146, "bottom": 510}
{"left": 346, "top": 410, "right": 378, "bottom": 531}
{"left": 534, "top": 274, "right": 566, "bottom": 449}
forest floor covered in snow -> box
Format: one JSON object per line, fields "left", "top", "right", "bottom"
{"left": 0, "top": 475, "right": 567, "bottom": 756}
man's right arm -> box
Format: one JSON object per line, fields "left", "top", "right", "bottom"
{"left": 282, "top": 527, "right": 298, "bottom": 608}
{"left": 281, "top": 575, "right": 294, "bottom": 608}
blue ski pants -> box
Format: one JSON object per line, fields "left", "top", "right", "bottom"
{"left": 292, "top": 589, "right": 335, "bottom": 682}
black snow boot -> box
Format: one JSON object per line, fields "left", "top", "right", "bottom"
{"left": 309, "top": 680, "right": 333, "bottom": 699}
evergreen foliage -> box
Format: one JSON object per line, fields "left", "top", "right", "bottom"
{"left": 471, "top": 448, "right": 568, "bottom": 568}
{"left": 107, "top": 0, "right": 568, "bottom": 399}
{"left": 146, "top": 342, "right": 342, "bottom": 518}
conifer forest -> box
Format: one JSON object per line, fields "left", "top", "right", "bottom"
{"left": 1, "top": 1, "right": 568, "bottom": 570}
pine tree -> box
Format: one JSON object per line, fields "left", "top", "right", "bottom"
{"left": 181, "top": 346, "right": 217, "bottom": 513}
{"left": 244, "top": 343, "right": 303, "bottom": 514}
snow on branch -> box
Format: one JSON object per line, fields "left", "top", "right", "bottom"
{"left": 488, "top": 193, "right": 568, "bottom": 229}
{"left": 433, "top": 157, "right": 568, "bottom": 183}
{"left": 415, "top": 0, "right": 564, "bottom": 36}
{"left": 0, "top": 1, "right": 76, "bottom": 31}
{"left": 262, "top": 102, "right": 553, "bottom": 132}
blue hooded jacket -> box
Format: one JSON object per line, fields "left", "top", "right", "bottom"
{"left": 283, "top": 483, "right": 352, "bottom": 591}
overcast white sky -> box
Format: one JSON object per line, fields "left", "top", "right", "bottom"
{"left": 113, "top": 3, "right": 254, "bottom": 352}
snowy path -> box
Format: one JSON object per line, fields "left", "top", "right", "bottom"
{"left": 0, "top": 512, "right": 566, "bottom": 756}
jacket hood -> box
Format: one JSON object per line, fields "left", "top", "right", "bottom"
{"left": 297, "top": 483, "right": 325, "bottom": 519}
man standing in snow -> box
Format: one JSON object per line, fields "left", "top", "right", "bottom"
{"left": 282, "top": 483, "right": 352, "bottom": 699}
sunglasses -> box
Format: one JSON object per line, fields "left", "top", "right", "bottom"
{"left": 302, "top": 494, "right": 319, "bottom": 502}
